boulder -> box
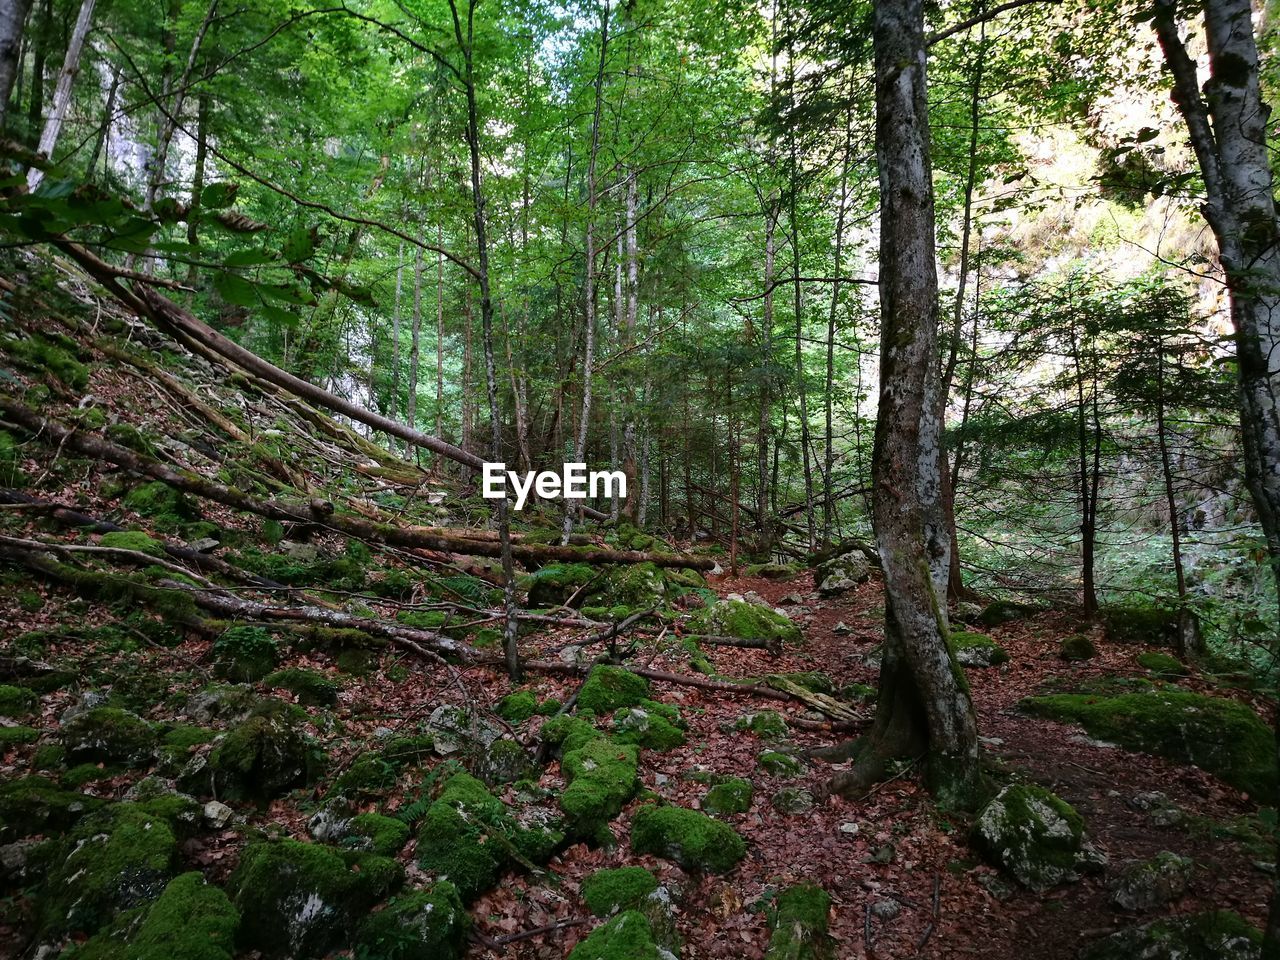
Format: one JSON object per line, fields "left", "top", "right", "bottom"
{"left": 766, "top": 884, "right": 832, "bottom": 960}
{"left": 353, "top": 883, "right": 469, "bottom": 960}
{"left": 815, "top": 550, "right": 873, "bottom": 596}
{"left": 568, "top": 910, "right": 677, "bottom": 960}
{"left": 950, "top": 631, "right": 1010, "bottom": 668}
{"left": 1079, "top": 910, "right": 1260, "bottom": 960}
{"left": 688, "top": 599, "right": 802, "bottom": 646}
{"left": 971, "top": 784, "right": 1102, "bottom": 891}
{"left": 59, "top": 707, "right": 156, "bottom": 766}
{"left": 578, "top": 665, "right": 651, "bottom": 714}
{"left": 1110, "top": 851, "right": 1193, "bottom": 912}
{"left": 181, "top": 705, "right": 318, "bottom": 802}
{"left": 73, "top": 871, "right": 240, "bottom": 960}
{"left": 581, "top": 866, "right": 660, "bottom": 916}
{"left": 630, "top": 804, "right": 746, "bottom": 874}
{"left": 702, "top": 777, "right": 754, "bottom": 816}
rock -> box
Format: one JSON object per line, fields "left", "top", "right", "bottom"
{"left": 354, "top": 882, "right": 468, "bottom": 960}
{"left": 1079, "top": 910, "right": 1261, "bottom": 960}
{"left": 527, "top": 562, "right": 598, "bottom": 607}
{"left": 60, "top": 706, "right": 157, "bottom": 766}
{"left": 426, "top": 704, "right": 503, "bottom": 756}
{"left": 577, "top": 665, "right": 651, "bottom": 714}
{"left": 1137, "top": 651, "right": 1188, "bottom": 678}
{"left": 279, "top": 539, "right": 319, "bottom": 562}
{"left": 0, "top": 838, "right": 44, "bottom": 884}
{"left": 771, "top": 787, "right": 814, "bottom": 814}
{"left": 977, "top": 599, "right": 1038, "bottom": 627}
{"left": 766, "top": 884, "right": 832, "bottom": 960}
{"left": 951, "top": 631, "right": 1010, "bottom": 668}
{"left": 954, "top": 600, "right": 984, "bottom": 622}
{"left": 871, "top": 899, "right": 901, "bottom": 920}
{"left": 1111, "top": 851, "right": 1193, "bottom": 911}
{"left": 838, "top": 822, "right": 860, "bottom": 836}
{"left": 781, "top": 593, "right": 807, "bottom": 606}
{"left": 630, "top": 804, "right": 746, "bottom": 873}
{"left": 612, "top": 706, "right": 686, "bottom": 752}
{"left": 568, "top": 910, "right": 677, "bottom": 960}
{"left": 0, "top": 776, "right": 105, "bottom": 841}
{"left": 307, "top": 805, "right": 353, "bottom": 842}
{"left": 815, "top": 550, "right": 873, "bottom": 596}
{"left": 758, "top": 749, "right": 806, "bottom": 778}
{"left": 183, "top": 684, "right": 259, "bottom": 725}
{"left": 212, "top": 626, "right": 280, "bottom": 682}
{"left": 978, "top": 873, "right": 1017, "bottom": 901}
{"left": 230, "top": 838, "right": 402, "bottom": 958}
{"left": 742, "top": 590, "right": 771, "bottom": 607}
{"left": 971, "top": 783, "right": 1100, "bottom": 891}
{"left": 561, "top": 737, "right": 640, "bottom": 837}
{"left": 688, "top": 599, "right": 802, "bottom": 646}
{"left": 72, "top": 871, "right": 239, "bottom": 960}
{"left": 188, "top": 537, "right": 221, "bottom": 553}
{"left": 58, "top": 690, "right": 111, "bottom": 724}
{"left": 702, "top": 777, "right": 754, "bottom": 816}
{"left": 582, "top": 866, "right": 660, "bottom": 916}
{"left": 604, "top": 562, "right": 667, "bottom": 608}
{"left": 0, "top": 684, "right": 37, "bottom": 718}
{"left": 744, "top": 563, "right": 800, "bottom": 581}
{"left": 474, "top": 737, "right": 535, "bottom": 785}
{"left": 1060, "top": 634, "right": 1098, "bottom": 661}
{"left": 1020, "top": 690, "right": 1278, "bottom": 799}
{"left": 182, "top": 705, "right": 317, "bottom": 802}
{"left": 729, "top": 710, "right": 790, "bottom": 741}
{"left": 497, "top": 690, "right": 539, "bottom": 724}
{"left": 832, "top": 621, "right": 852, "bottom": 634}
{"left": 203, "top": 800, "right": 234, "bottom": 829}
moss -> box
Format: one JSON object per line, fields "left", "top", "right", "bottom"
{"left": 160, "top": 723, "right": 216, "bottom": 755}
{"left": 682, "top": 636, "right": 717, "bottom": 676}
{"left": 263, "top": 667, "right": 341, "bottom": 706}
{"left": 733, "top": 710, "right": 789, "bottom": 740}
{"left": 766, "top": 884, "right": 832, "bottom": 960}
{"left": 497, "top": 690, "right": 539, "bottom": 723}
{"left": 561, "top": 737, "right": 640, "bottom": 836}
{"left": 0, "top": 684, "right": 37, "bottom": 717}
{"left": 582, "top": 867, "right": 659, "bottom": 916}
{"left": 8, "top": 332, "right": 90, "bottom": 389}
{"left": 472, "top": 628, "right": 502, "bottom": 649}
{"left": 0, "top": 724, "right": 38, "bottom": 746}
{"left": 971, "top": 783, "right": 1089, "bottom": 891}
{"left": 742, "top": 562, "right": 800, "bottom": 580}
{"left": 772, "top": 671, "right": 835, "bottom": 695}
{"left": 0, "top": 775, "right": 105, "bottom": 840}
{"left": 950, "top": 631, "right": 1010, "bottom": 667}
{"left": 16, "top": 588, "right": 44, "bottom": 611}
{"left": 537, "top": 697, "right": 563, "bottom": 715}
{"left": 759, "top": 749, "right": 806, "bottom": 778}
{"left": 540, "top": 714, "right": 603, "bottom": 755}
{"left": 415, "top": 773, "right": 510, "bottom": 902}
{"left": 476, "top": 737, "right": 534, "bottom": 786}
{"left": 612, "top": 706, "right": 686, "bottom": 751}
{"left": 568, "top": 910, "right": 668, "bottom": 960}
{"left": 61, "top": 707, "right": 157, "bottom": 766}
{"left": 193, "top": 711, "right": 318, "bottom": 802}
{"left": 213, "top": 626, "right": 280, "bottom": 682}
{"left": 345, "top": 812, "right": 411, "bottom": 855}
{"left": 1103, "top": 605, "right": 1178, "bottom": 646}
{"left": 41, "top": 803, "right": 179, "bottom": 937}
{"left": 337, "top": 648, "right": 377, "bottom": 674}
{"left": 689, "top": 600, "right": 802, "bottom": 645}
{"left": 75, "top": 871, "right": 240, "bottom": 960}
{"left": 105, "top": 423, "right": 159, "bottom": 457}
{"left": 977, "top": 599, "right": 1037, "bottom": 627}
{"left": 62, "top": 762, "right": 123, "bottom": 786}
{"left": 1137, "top": 651, "right": 1187, "bottom": 678}
{"left": 630, "top": 804, "right": 747, "bottom": 873}
{"left": 353, "top": 882, "right": 468, "bottom": 960}
{"left": 122, "top": 482, "right": 198, "bottom": 531}
{"left": 1020, "top": 690, "right": 1277, "bottom": 798}
{"left": 603, "top": 562, "right": 667, "bottom": 608}
{"left": 230, "top": 839, "right": 402, "bottom": 958}
{"left": 33, "top": 743, "right": 65, "bottom": 770}
{"left": 99, "top": 530, "right": 166, "bottom": 556}
{"left": 527, "top": 562, "right": 599, "bottom": 607}
{"left": 579, "top": 665, "right": 651, "bottom": 714}
{"left": 702, "top": 777, "right": 754, "bottom": 816}
{"left": 1079, "top": 910, "right": 1261, "bottom": 960}
{"left": 1060, "top": 634, "right": 1098, "bottom": 660}
{"left": 0, "top": 428, "right": 28, "bottom": 487}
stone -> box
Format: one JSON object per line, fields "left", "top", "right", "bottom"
{"left": 568, "top": 910, "right": 677, "bottom": 960}
{"left": 280, "top": 540, "right": 319, "bottom": 562}
{"left": 971, "top": 783, "right": 1099, "bottom": 892}
{"left": 426, "top": 704, "right": 503, "bottom": 756}
{"left": 1111, "top": 851, "right": 1193, "bottom": 912}
{"left": 1079, "top": 910, "right": 1260, "bottom": 960}
{"left": 630, "top": 804, "right": 746, "bottom": 874}
{"left": 353, "top": 883, "right": 468, "bottom": 960}
{"left": 950, "top": 631, "right": 1010, "bottom": 668}
{"left": 871, "top": 899, "right": 901, "bottom": 920}
{"left": 815, "top": 551, "right": 873, "bottom": 596}
{"left": 60, "top": 707, "right": 157, "bottom": 766}
{"left": 770, "top": 787, "right": 814, "bottom": 815}
{"left": 765, "top": 884, "right": 832, "bottom": 960}
{"left": 203, "top": 800, "right": 234, "bottom": 829}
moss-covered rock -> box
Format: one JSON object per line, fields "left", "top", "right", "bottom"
{"left": 99, "top": 530, "right": 166, "bottom": 557}
{"left": 1060, "top": 634, "right": 1098, "bottom": 660}
{"left": 630, "top": 804, "right": 746, "bottom": 874}
{"left": 474, "top": 737, "right": 534, "bottom": 786}
{"left": 415, "top": 772, "right": 512, "bottom": 902}
{"left": 1137, "top": 651, "right": 1187, "bottom": 678}
{"left": 9, "top": 332, "right": 90, "bottom": 389}
{"left": 230, "top": 838, "right": 401, "bottom": 958}
{"left": 977, "top": 599, "right": 1037, "bottom": 627}
{"left": 579, "top": 665, "right": 651, "bottom": 714}
{"left": 971, "top": 784, "right": 1097, "bottom": 891}
{"left": 72, "top": 871, "right": 239, "bottom": 960}
{"left": 1111, "top": 851, "right": 1193, "bottom": 912}
{"left": 689, "top": 600, "right": 801, "bottom": 646}
{"left": 353, "top": 882, "right": 468, "bottom": 960}
{"left": 212, "top": 626, "right": 279, "bottom": 683}
{"left": 527, "top": 563, "right": 599, "bottom": 607}
{"left": 344, "top": 812, "right": 411, "bottom": 856}
{"left": 732, "top": 710, "right": 790, "bottom": 740}
{"left": 582, "top": 866, "right": 660, "bottom": 916}
{"left": 263, "top": 667, "right": 341, "bottom": 706}
{"left": 60, "top": 707, "right": 156, "bottom": 766}
{"left": 41, "top": 803, "right": 179, "bottom": 937}
{"left": 183, "top": 684, "right": 260, "bottom": 725}
{"left": 603, "top": 562, "right": 667, "bottom": 608}
{"left": 539, "top": 714, "right": 603, "bottom": 755}
{"left": 814, "top": 551, "right": 873, "bottom": 596}
{"left": 766, "top": 884, "right": 832, "bottom": 960}
{"left": 702, "top": 777, "right": 754, "bottom": 816}
{"left": 612, "top": 705, "right": 685, "bottom": 751}
{"left": 122, "top": 482, "right": 198, "bottom": 531}
{"left": 0, "top": 775, "right": 105, "bottom": 840}
{"left": 1079, "top": 910, "right": 1260, "bottom": 960}
{"left": 185, "top": 708, "right": 317, "bottom": 802}
{"left": 1019, "top": 690, "right": 1277, "bottom": 798}
{"left": 561, "top": 737, "right": 640, "bottom": 837}
{"left": 758, "top": 749, "right": 806, "bottom": 779}
{"left": 497, "top": 689, "right": 539, "bottom": 723}
{"left": 1103, "top": 605, "right": 1179, "bottom": 646}
{"left": 568, "top": 910, "right": 675, "bottom": 960}
{"left": 950, "top": 631, "right": 1010, "bottom": 668}
{"left": 0, "top": 724, "right": 38, "bottom": 746}
{"left": 743, "top": 562, "right": 800, "bottom": 581}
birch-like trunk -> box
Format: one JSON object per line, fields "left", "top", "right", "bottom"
{"left": 829, "top": 0, "right": 977, "bottom": 808}
{"left": 0, "top": 0, "right": 33, "bottom": 130}
{"left": 28, "top": 0, "right": 97, "bottom": 189}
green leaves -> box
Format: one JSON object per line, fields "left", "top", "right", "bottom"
{"left": 200, "top": 182, "right": 239, "bottom": 209}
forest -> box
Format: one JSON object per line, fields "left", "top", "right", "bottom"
{"left": 0, "top": 0, "right": 1278, "bottom": 956}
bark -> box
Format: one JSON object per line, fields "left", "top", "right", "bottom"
{"left": 0, "top": 0, "right": 33, "bottom": 130}
{"left": 84, "top": 61, "right": 118, "bottom": 178}
{"left": 390, "top": 242, "right": 404, "bottom": 426}
{"left": 823, "top": 94, "right": 853, "bottom": 545}
{"left": 407, "top": 245, "right": 423, "bottom": 436}
{"left": 757, "top": 204, "right": 779, "bottom": 551}
{"left": 621, "top": 171, "right": 641, "bottom": 522}
{"left": 27, "top": 0, "right": 96, "bottom": 189}
{"left": 436, "top": 227, "right": 446, "bottom": 442}
{"left": 1154, "top": 1, "right": 1280, "bottom": 947}
{"left": 829, "top": 0, "right": 978, "bottom": 808}
{"left": 26, "top": 0, "right": 50, "bottom": 136}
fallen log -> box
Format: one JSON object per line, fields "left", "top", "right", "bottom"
{"left": 0, "top": 398, "right": 714, "bottom": 570}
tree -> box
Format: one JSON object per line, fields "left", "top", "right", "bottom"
{"left": 828, "top": 0, "right": 979, "bottom": 808}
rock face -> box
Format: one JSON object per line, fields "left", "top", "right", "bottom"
{"left": 230, "top": 838, "right": 402, "bottom": 958}
{"left": 1079, "top": 910, "right": 1261, "bottom": 960}
{"left": 1110, "top": 851, "right": 1193, "bottom": 912}
{"left": 1019, "top": 690, "right": 1278, "bottom": 799}
{"left": 971, "top": 784, "right": 1101, "bottom": 891}
{"left": 815, "top": 550, "right": 873, "bottom": 596}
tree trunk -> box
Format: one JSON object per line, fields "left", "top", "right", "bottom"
{"left": 1154, "top": 1, "right": 1280, "bottom": 946}
{"left": 829, "top": 0, "right": 978, "bottom": 809}
{"left": 390, "top": 242, "right": 404, "bottom": 428}
{"left": 0, "top": 0, "right": 33, "bottom": 131}
{"left": 823, "top": 95, "right": 853, "bottom": 546}
{"left": 84, "top": 61, "right": 118, "bottom": 178}
{"left": 25, "top": 0, "right": 51, "bottom": 137}
{"left": 757, "top": 204, "right": 779, "bottom": 551}
{"left": 27, "top": 0, "right": 95, "bottom": 189}
{"left": 407, "top": 245, "right": 423, "bottom": 439}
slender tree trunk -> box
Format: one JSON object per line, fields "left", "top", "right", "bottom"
{"left": 390, "top": 242, "right": 404, "bottom": 429}
{"left": 829, "top": 0, "right": 978, "bottom": 808}
{"left": 27, "top": 0, "right": 96, "bottom": 189}
{"left": 85, "top": 61, "right": 118, "bottom": 178}
{"left": 562, "top": 0, "right": 609, "bottom": 544}
{"left": 0, "top": 0, "right": 33, "bottom": 130}
{"left": 449, "top": 0, "right": 520, "bottom": 681}
{"left": 823, "top": 97, "right": 853, "bottom": 546}
{"left": 407, "top": 246, "right": 423, "bottom": 441}
{"left": 621, "top": 171, "right": 641, "bottom": 522}
{"left": 757, "top": 204, "right": 779, "bottom": 551}
{"left": 26, "top": 0, "right": 51, "bottom": 137}
{"left": 436, "top": 227, "right": 445, "bottom": 442}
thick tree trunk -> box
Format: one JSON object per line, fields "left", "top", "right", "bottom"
{"left": 829, "top": 0, "right": 978, "bottom": 808}
{"left": 27, "top": 0, "right": 95, "bottom": 189}
{"left": 1154, "top": 0, "right": 1280, "bottom": 948}
{"left": 0, "top": 0, "right": 33, "bottom": 131}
